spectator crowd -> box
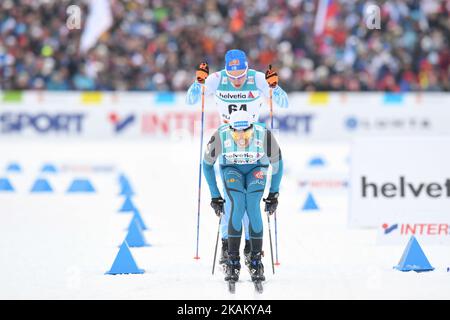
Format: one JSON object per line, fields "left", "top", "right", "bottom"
{"left": 0, "top": 0, "right": 449, "bottom": 92}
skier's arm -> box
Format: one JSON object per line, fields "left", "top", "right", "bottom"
{"left": 185, "top": 72, "right": 220, "bottom": 105}
{"left": 202, "top": 130, "right": 222, "bottom": 198}
{"left": 270, "top": 159, "right": 283, "bottom": 193}
{"left": 264, "top": 129, "right": 284, "bottom": 193}
{"left": 255, "top": 71, "right": 289, "bottom": 108}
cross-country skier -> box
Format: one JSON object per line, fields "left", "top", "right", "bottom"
{"left": 202, "top": 110, "right": 283, "bottom": 289}
{"left": 185, "top": 49, "right": 288, "bottom": 268}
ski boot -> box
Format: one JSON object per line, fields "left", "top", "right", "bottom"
{"left": 243, "top": 240, "right": 251, "bottom": 268}
{"left": 224, "top": 254, "right": 241, "bottom": 282}
{"left": 219, "top": 238, "right": 228, "bottom": 273}
{"left": 248, "top": 252, "right": 265, "bottom": 282}
{"left": 219, "top": 238, "right": 228, "bottom": 265}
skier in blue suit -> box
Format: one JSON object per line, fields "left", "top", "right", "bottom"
{"left": 186, "top": 49, "right": 288, "bottom": 266}
{"left": 203, "top": 110, "right": 283, "bottom": 283}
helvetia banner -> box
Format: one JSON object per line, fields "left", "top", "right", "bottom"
{"left": 349, "top": 137, "right": 450, "bottom": 229}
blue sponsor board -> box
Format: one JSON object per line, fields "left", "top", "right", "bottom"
{"left": 0, "top": 112, "right": 85, "bottom": 134}
{"left": 259, "top": 114, "right": 314, "bottom": 135}
{"left": 308, "top": 157, "right": 326, "bottom": 167}
{"left": 155, "top": 92, "right": 176, "bottom": 105}
{"left": 383, "top": 93, "right": 404, "bottom": 105}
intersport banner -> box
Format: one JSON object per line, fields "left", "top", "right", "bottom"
{"left": 0, "top": 92, "right": 449, "bottom": 140}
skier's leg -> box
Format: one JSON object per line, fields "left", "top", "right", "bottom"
{"left": 245, "top": 168, "right": 266, "bottom": 252}
{"left": 224, "top": 170, "right": 249, "bottom": 258}
{"left": 217, "top": 161, "right": 230, "bottom": 239}
{"left": 221, "top": 166, "right": 246, "bottom": 281}
{"left": 218, "top": 183, "right": 231, "bottom": 264}
{"left": 245, "top": 167, "right": 267, "bottom": 281}
{"left": 222, "top": 167, "right": 246, "bottom": 254}
{"left": 220, "top": 162, "right": 248, "bottom": 252}
{"left": 221, "top": 184, "right": 231, "bottom": 239}
{"left": 243, "top": 212, "right": 250, "bottom": 240}
{"left": 223, "top": 172, "right": 248, "bottom": 255}
{"left": 242, "top": 213, "right": 251, "bottom": 263}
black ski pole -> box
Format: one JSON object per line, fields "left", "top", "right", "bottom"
{"left": 212, "top": 215, "right": 222, "bottom": 275}
{"left": 266, "top": 212, "right": 275, "bottom": 275}
{"left": 194, "top": 85, "right": 206, "bottom": 260}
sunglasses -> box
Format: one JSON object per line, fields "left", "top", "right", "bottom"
{"left": 230, "top": 125, "right": 254, "bottom": 141}
{"left": 225, "top": 67, "right": 248, "bottom": 80}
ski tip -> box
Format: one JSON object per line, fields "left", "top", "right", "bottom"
{"left": 228, "top": 281, "right": 236, "bottom": 294}
{"left": 253, "top": 281, "right": 264, "bottom": 294}
{"left": 275, "top": 262, "right": 281, "bottom": 266}
{"left": 193, "top": 256, "right": 200, "bottom": 260}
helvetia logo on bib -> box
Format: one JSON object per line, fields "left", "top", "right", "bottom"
{"left": 219, "top": 92, "right": 247, "bottom": 99}
{"left": 218, "top": 91, "right": 258, "bottom": 100}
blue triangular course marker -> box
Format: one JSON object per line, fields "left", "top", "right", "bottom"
{"left": 118, "top": 174, "right": 130, "bottom": 186}
{"left": 30, "top": 178, "right": 53, "bottom": 193}
{"left": 67, "top": 179, "right": 95, "bottom": 193}
{"left": 41, "top": 164, "right": 58, "bottom": 173}
{"left": 118, "top": 174, "right": 135, "bottom": 196}
{"left": 394, "top": 236, "right": 434, "bottom": 272}
{"left": 119, "top": 196, "right": 136, "bottom": 213}
{"left": 6, "top": 163, "right": 21, "bottom": 172}
{"left": 119, "top": 182, "right": 135, "bottom": 196}
{"left": 0, "top": 178, "right": 14, "bottom": 192}
{"left": 128, "top": 208, "right": 148, "bottom": 231}
{"left": 125, "top": 218, "right": 149, "bottom": 247}
{"left": 308, "top": 157, "right": 325, "bottom": 167}
{"left": 105, "top": 241, "right": 144, "bottom": 275}
{"left": 301, "top": 192, "right": 319, "bottom": 211}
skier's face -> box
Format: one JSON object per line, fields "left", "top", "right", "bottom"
{"left": 227, "top": 69, "right": 247, "bottom": 88}
{"left": 231, "top": 126, "right": 253, "bottom": 148}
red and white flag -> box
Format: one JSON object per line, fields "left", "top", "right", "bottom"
{"left": 314, "top": 0, "right": 339, "bottom": 36}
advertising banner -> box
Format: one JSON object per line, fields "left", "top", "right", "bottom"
{"left": 376, "top": 213, "right": 450, "bottom": 245}
{"left": 0, "top": 92, "right": 450, "bottom": 141}
{"left": 349, "top": 137, "right": 450, "bottom": 228}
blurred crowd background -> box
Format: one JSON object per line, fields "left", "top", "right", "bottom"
{"left": 0, "top": 0, "right": 449, "bottom": 92}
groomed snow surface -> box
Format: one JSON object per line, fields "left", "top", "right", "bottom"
{"left": 0, "top": 140, "right": 449, "bottom": 300}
